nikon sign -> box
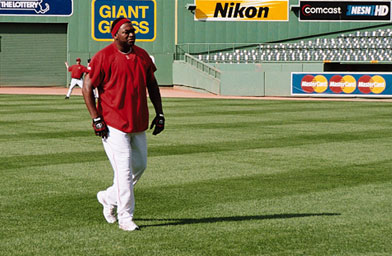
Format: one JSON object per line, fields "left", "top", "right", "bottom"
{"left": 194, "top": 0, "right": 289, "bottom": 21}
{"left": 299, "top": 0, "right": 391, "bottom": 21}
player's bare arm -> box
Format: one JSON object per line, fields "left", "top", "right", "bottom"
{"left": 147, "top": 75, "right": 163, "bottom": 115}
{"left": 82, "top": 75, "right": 99, "bottom": 119}
{"left": 147, "top": 75, "right": 165, "bottom": 135}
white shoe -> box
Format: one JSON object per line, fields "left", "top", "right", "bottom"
{"left": 119, "top": 220, "right": 140, "bottom": 231}
{"left": 97, "top": 191, "right": 116, "bottom": 224}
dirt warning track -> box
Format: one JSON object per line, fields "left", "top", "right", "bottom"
{"left": 1, "top": 86, "right": 392, "bottom": 102}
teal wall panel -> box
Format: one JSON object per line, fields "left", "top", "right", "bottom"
{"left": 0, "top": 23, "right": 67, "bottom": 86}
{"left": 303, "top": 63, "right": 325, "bottom": 72}
{"left": 265, "top": 71, "right": 291, "bottom": 96}
{"left": 261, "top": 63, "right": 324, "bottom": 96}
{"left": 173, "top": 61, "right": 326, "bottom": 96}
{"left": 173, "top": 61, "right": 220, "bottom": 93}
{"left": 0, "top": 0, "right": 176, "bottom": 85}
{"left": 220, "top": 71, "right": 265, "bottom": 96}
{"left": 1, "top": 0, "right": 392, "bottom": 88}
{"left": 218, "top": 64, "right": 264, "bottom": 96}
{"left": 153, "top": 53, "right": 175, "bottom": 86}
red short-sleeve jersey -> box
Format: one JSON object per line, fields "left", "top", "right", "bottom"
{"left": 68, "top": 64, "right": 88, "bottom": 79}
{"left": 89, "top": 43, "right": 157, "bottom": 133}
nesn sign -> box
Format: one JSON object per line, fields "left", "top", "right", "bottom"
{"left": 347, "top": 5, "right": 389, "bottom": 16}
{"left": 92, "top": 0, "right": 156, "bottom": 42}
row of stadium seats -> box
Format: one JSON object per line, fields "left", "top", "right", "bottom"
{"left": 340, "top": 29, "right": 392, "bottom": 37}
{"left": 196, "top": 28, "right": 392, "bottom": 63}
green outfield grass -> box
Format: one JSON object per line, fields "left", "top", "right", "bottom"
{"left": 0, "top": 94, "right": 391, "bottom": 256}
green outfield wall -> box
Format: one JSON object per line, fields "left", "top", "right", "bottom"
{"left": 0, "top": 0, "right": 176, "bottom": 86}
{"left": 1, "top": 0, "right": 392, "bottom": 92}
{"left": 174, "top": 60, "right": 331, "bottom": 96}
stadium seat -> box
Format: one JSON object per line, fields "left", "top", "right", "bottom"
{"left": 194, "top": 29, "right": 392, "bottom": 63}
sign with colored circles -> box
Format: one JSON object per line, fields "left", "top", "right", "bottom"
{"left": 292, "top": 72, "right": 392, "bottom": 96}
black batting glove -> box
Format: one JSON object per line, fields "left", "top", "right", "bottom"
{"left": 150, "top": 114, "right": 165, "bottom": 135}
{"left": 92, "top": 116, "right": 109, "bottom": 138}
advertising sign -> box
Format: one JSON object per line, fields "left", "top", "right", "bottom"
{"left": 194, "top": 0, "right": 289, "bottom": 21}
{"left": 0, "top": 0, "right": 73, "bottom": 16}
{"left": 292, "top": 72, "right": 392, "bottom": 96}
{"left": 92, "top": 0, "right": 156, "bottom": 42}
{"left": 299, "top": 0, "right": 391, "bottom": 22}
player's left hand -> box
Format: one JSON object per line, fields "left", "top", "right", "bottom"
{"left": 150, "top": 114, "right": 165, "bottom": 135}
{"left": 92, "top": 116, "right": 109, "bottom": 138}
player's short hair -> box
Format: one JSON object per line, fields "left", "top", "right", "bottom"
{"left": 111, "top": 18, "right": 131, "bottom": 33}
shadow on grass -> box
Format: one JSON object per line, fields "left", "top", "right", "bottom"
{"left": 137, "top": 213, "right": 341, "bottom": 228}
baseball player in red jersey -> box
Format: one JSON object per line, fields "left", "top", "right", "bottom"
{"left": 65, "top": 58, "right": 88, "bottom": 99}
{"left": 82, "top": 18, "right": 164, "bottom": 231}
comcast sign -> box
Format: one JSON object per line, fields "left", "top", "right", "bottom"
{"left": 299, "top": 0, "right": 391, "bottom": 21}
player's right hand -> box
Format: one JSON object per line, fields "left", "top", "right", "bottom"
{"left": 150, "top": 114, "right": 165, "bottom": 135}
{"left": 92, "top": 116, "right": 108, "bottom": 138}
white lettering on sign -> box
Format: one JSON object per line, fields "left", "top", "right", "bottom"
{"left": 0, "top": 0, "right": 50, "bottom": 14}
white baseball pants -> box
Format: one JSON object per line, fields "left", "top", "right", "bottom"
{"left": 101, "top": 126, "right": 147, "bottom": 222}
{"left": 66, "top": 78, "right": 83, "bottom": 97}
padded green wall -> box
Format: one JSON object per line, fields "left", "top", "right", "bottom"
{"left": 0, "top": 1, "right": 176, "bottom": 86}
{"left": 0, "top": 23, "right": 67, "bottom": 86}
{"left": 173, "top": 61, "right": 326, "bottom": 96}
{"left": 1, "top": 0, "right": 392, "bottom": 86}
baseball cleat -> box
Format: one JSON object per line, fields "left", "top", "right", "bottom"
{"left": 97, "top": 191, "right": 116, "bottom": 224}
{"left": 119, "top": 220, "right": 140, "bottom": 231}
{"left": 65, "top": 96, "right": 69, "bottom": 99}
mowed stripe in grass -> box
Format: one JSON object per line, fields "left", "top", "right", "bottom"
{"left": 0, "top": 94, "right": 391, "bottom": 255}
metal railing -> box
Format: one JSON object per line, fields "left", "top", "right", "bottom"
{"left": 184, "top": 53, "right": 221, "bottom": 80}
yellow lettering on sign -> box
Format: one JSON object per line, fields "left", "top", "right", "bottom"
{"left": 129, "top": 6, "right": 138, "bottom": 18}
{"left": 131, "top": 21, "right": 139, "bottom": 34}
{"left": 98, "top": 20, "right": 111, "bottom": 33}
{"left": 139, "top": 21, "right": 149, "bottom": 34}
{"left": 98, "top": 5, "right": 151, "bottom": 19}
{"left": 112, "top": 5, "right": 116, "bottom": 18}
{"left": 139, "top": 6, "right": 149, "bottom": 18}
{"left": 99, "top": 5, "right": 111, "bottom": 18}
{"left": 117, "top": 6, "right": 126, "bottom": 18}
{"left": 195, "top": 0, "right": 288, "bottom": 21}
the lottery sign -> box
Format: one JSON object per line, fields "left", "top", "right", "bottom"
{"left": 0, "top": 0, "right": 73, "bottom": 16}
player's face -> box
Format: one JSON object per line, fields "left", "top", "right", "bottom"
{"left": 116, "top": 23, "right": 136, "bottom": 47}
